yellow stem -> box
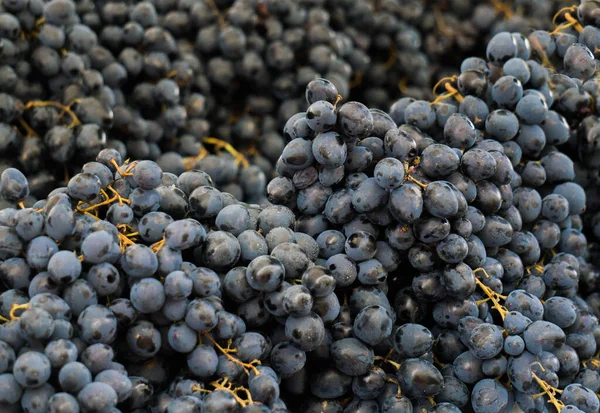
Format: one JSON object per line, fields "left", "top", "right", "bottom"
{"left": 118, "top": 233, "right": 136, "bottom": 253}
{"left": 107, "top": 185, "right": 130, "bottom": 205}
{"left": 191, "top": 384, "right": 211, "bottom": 393}
{"left": 444, "top": 84, "right": 463, "bottom": 103}
{"left": 122, "top": 162, "right": 137, "bottom": 176}
{"left": 475, "top": 278, "right": 508, "bottom": 319}
{"left": 23, "top": 101, "right": 80, "bottom": 128}
{"left": 552, "top": 6, "right": 577, "bottom": 26}
{"left": 530, "top": 373, "right": 565, "bottom": 411}
{"left": 549, "top": 20, "right": 577, "bottom": 35}
{"left": 386, "top": 377, "right": 402, "bottom": 397}
{"left": 183, "top": 146, "right": 209, "bottom": 171}
{"left": 78, "top": 210, "right": 101, "bottom": 221}
{"left": 204, "top": 0, "right": 226, "bottom": 29}
{"left": 203, "top": 333, "right": 261, "bottom": 376}
{"left": 109, "top": 159, "right": 121, "bottom": 173}
{"left": 433, "top": 8, "right": 453, "bottom": 36}
{"left": 384, "top": 46, "right": 397, "bottom": 69}
{"left": 18, "top": 118, "right": 38, "bottom": 137}
{"left": 78, "top": 194, "right": 117, "bottom": 212}
{"left": 403, "top": 162, "right": 429, "bottom": 189}
{"left": 398, "top": 77, "right": 409, "bottom": 94}
{"left": 203, "top": 138, "right": 249, "bottom": 168}
{"left": 432, "top": 75, "right": 458, "bottom": 97}
{"left": 375, "top": 355, "right": 401, "bottom": 370}
{"left": 406, "top": 175, "right": 428, "bottom": 189}
{"left": 10, "top": 303, "right": 29, "bottom": 320}
{"left": 529, "top": 36, "right": 555, "bottom": 72}
{"left": 233, "top": 386, "right": 254, "bottom": 405}
{"left": 151, "top": 238, "right": 166, "bottom": 254}
{"left": 333, "top": 94, "right": 343, "bottom": 109}
{"left": 430, "top": 91, "right": 458, "bottom": 105}
{"left": 491, "top": 0, "right": 514, "bottom": 19}
{"left": 349, "top": 72, "right": 363, "bottom": 89}
{"left": 530, "top": 362, "right": 546, "bottom": 373}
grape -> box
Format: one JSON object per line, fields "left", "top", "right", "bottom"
{"left": 0, "top": 373, "right": 23, "bottom": 404}
{"left": 504, "top": 335, "right": 525, "bottom": 356}
{"left": 77, "top": 382, "right": 118, "bottom": 412}
{"left": 13, "top": 351, "right": 51, "bottom": 388}
{"left": 95, "top": 369, "right": 133, "bottom": 403}
{"left": 285, "top": 312, "right": 325, "bottom": 352}
{"left": 471, "top": 379, "right": 510, "bottom": 413}
{"left": 0, "top": 4, "right": 598, "bottom": 410}
{"left": 398, "top": 358, "right": 444, "bottom": 398}
{"left": 353, "top": 305, "right": 393, "bottom": 346}
{"left": 0, "top": 168, "right": 29, "bottom": 203}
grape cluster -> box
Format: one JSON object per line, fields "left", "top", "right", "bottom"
{"left": 264, "top": 39, "right": 600, "bottom": 410}
{"left": 0, "top": 0, "right": 276, "bottom": 204}
{"left": 0, "top": 0, "right": 569, "bottom": 207}
{"left": 0, "top": 0, "right": 600, "bottom": 413}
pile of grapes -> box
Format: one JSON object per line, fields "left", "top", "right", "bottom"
{"left": 1, "top": 0, "right": 600, "bottom": 412}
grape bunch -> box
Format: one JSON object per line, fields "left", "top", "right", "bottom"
{"left": 0, "top": 0, "right": 599, "bottom": 413}
{"left": 0, "top": 0, "right": 571, "bottom": 207}
{"left": 0, "top": 152, "right": 292, "bottom": 412}
{"left": 262, "top": 7, "right": 600, "bottom": 412}
{"left": 0, "top": 0, "right": 278, "bottom": 204}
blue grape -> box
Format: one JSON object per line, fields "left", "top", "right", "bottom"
{"left": 13, "top": 351, "right": 51, "bottom": 388}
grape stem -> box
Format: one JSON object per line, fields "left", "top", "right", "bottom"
{"left": 383, "top": 46, "right": 397, "bottom": 70}
{"left": 475, "top": 277, "right": 508, "bottom": 319}
{"left": 385, "top": 377, "right": 402, "bottom": 398}
{"left": 473, "top": 268, "right": 491, "bottom": 278}
{"left": 203, "top": 138, "right": 250, "bottom": 168}
{"left": 110, "top": 159, "right": 136, "bottom": 177}
{"left": 151, "top": 237, "right": 166, "bottom": 254}
{"left": 23, "top": 101, "right": 81, "bottom": 128}
{"left": 375, "top": 355, "right": 401, "bottom": 370}
{"left": 190, "top": 384, "right": 211, "bottom": 393}
{"left": 531, "top": 372, "right": 565, "bottom": 412}
{"left": 183, "top": 146, "right": 209, "bottom": 171}
{"left": 582, "top": 358, "right": 600, "bottom": 369}
{"left": 349, "top": 71, "right": 363, "bottom": 88}
{"left": 398, "top": 77, "right": 409, "bottom": 94}
{"left": 107, "top": 185, "right": 130, "bottom": 206}
{"left": 525, "top": 264, "right": 545, "bottom": 275}
{"left": 17, "top": 118, "right": 38, "bottom": 137}
{"left": 529, "top": 35, "right": 556, "bottom": 72}
{"left": 202, "top": 333, "right": 261, "bottom": 376}
{"left": 551, "top": 6, "right": 583, "bottom": 33}
{"left": 204, "top": 0, "right": 226, "bottom": 29}
{"left": 403, "top": 162, "right": 428, "bottom": 189}
{"left": 490, "top": 0, "right": 514, "bottom": 19}
{"left": 333, "top": 94, "right": 343, "bottom": 109}
{"left": 209, "top": 378, "right": 255, "bottom": 407}
{"left": 9, "top": 303, "right": 29, "bottom": 320}
{"left": 430, "top": 75, "right": 464, "bottom": 104}
{"left": 118, "top": 233, "right": 136, "bottom": 252}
